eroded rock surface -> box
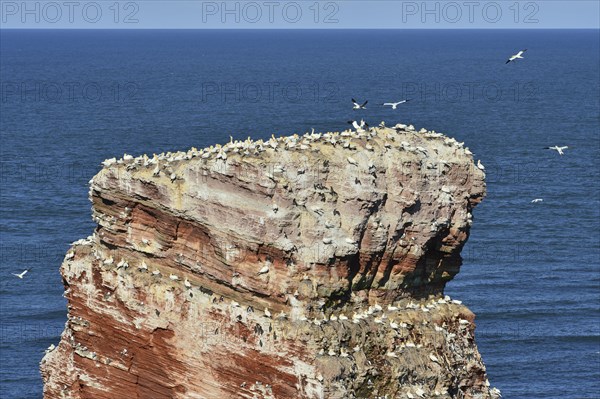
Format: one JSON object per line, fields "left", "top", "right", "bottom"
{"left": 41, "top": 123, "right": 499, "bottom": 398}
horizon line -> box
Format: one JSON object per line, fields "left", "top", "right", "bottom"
{"left": 2, "top": 27, "right": 599, "bottom": 30}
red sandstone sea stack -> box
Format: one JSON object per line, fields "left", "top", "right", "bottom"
{"left": 40, "top": 123, "right": 500, "bottom": 398}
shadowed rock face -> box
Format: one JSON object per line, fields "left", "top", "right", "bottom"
{"left": 41, "top": 124, "right": 498, "bottom": 399}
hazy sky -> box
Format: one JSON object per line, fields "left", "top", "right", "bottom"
{"left": 1, "top": 1, "right": 598, "bottom": 29}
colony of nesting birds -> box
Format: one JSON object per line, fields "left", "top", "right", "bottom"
{"left": 100, "top": 122, "right": 482, "bottom": 179}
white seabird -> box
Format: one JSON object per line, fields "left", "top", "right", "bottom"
{"left": 138, "top": 261, "right": 148, "bottom": 272}
{"left": 347, "top": 156, "right": 358, "bottom": 166}
{"left": 257, "top": 265, "right": 270, "bottom": 275}
{"left": 545, "top": 145, "right": 569, "bottom": 155}
{"left": 506, "top": 49, "right": 527, "bottom": 64}
{"left": 531, "top": 198, "right": 543, "bottom": 203}
{"left": 382, "top": 99, "right": 410, "bottom": 109}
{"left": 347, "top": 119, "right": 368, "bottom": 132}
{"left": 352, "top": 98, "right": 368, "bottom": 110}
{"left": 12, "top": 268, "right": 31, "bottom": 279}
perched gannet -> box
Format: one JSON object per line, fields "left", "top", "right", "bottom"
{"left": 12, "top": 268, "right": 31, "bottom": 279}
{"left": 477, "top": 160, "right": 485, "bottom": 170}
{"left": 352, "top": 98, "right": 368, "bottom": 110}
{"left": 347, "top": 156, "right": 358, "bottom": 166}
{"left": 257, "top": 265, "right": 270, "bottom": 275}
{"left": 545, "top": 145, "right": 569, "bottom": 155}
{"left": 352, "top": 313, "right": 363, "bottom": 323}
{"left": 506, "top": 49, "right": 527, "bottom": 64}
{"left": 169, "top": 274, "right": 179, "bottom": 281}
{"left": 264, "top": 307, "right": 271, "bottom": 318}
{"left": 382, "top": 99, "right": 410, "bottom": 109}
{"left": 184, "top": 278, "right": 192, "bottom": 288}
{"left": 277, "top": 311, "right": 288, "bottom": 320}
{"left": 102, "top": 158, "right": 117, "bottom": 167}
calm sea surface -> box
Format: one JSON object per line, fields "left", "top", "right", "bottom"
{"left": 1, "top": 29, "right": 599, "bottom": 398}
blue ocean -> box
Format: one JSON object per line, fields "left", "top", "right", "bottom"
{"left": 0, "top": 29, "right": 598, "bottom": 398}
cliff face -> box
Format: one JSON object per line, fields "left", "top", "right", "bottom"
{"left": 40, "top": 123, "right": 497, "bottom": 399}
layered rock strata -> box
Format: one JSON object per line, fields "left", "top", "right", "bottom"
{"left": 41, "top": 123, "right": 498, "bottom": 399}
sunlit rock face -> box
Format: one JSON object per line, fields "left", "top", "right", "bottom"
{"left": 41, "top": 124, "right": 499, "bottom": 399}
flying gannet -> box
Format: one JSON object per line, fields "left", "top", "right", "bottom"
{"left": 506, "top": 49, "right": 527, "bottom": 64}
{"left": 12, "top": 268, "right": 31, "bottom": 279}
{"left": 545, "top": 145, "right": 569, "bottom": 155}
{"left": 352, "top": 98, "right": 368, "bottom": 110}
{"left": 347, "top": 119, "right": 368, "bottom": 132}
{"left": 382, "top": 99, "right": 410, "bottom": 109}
